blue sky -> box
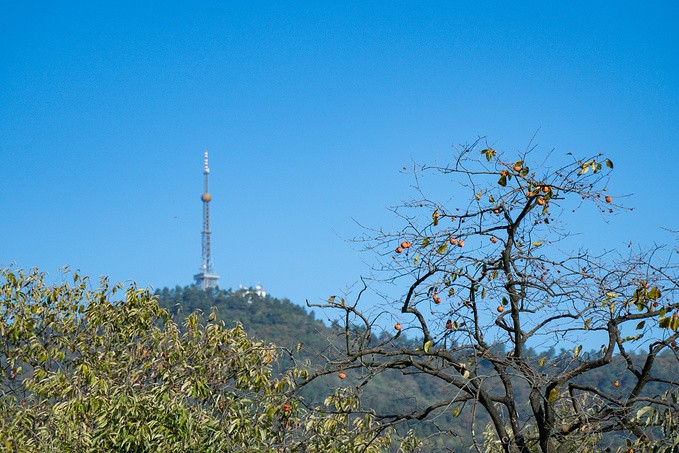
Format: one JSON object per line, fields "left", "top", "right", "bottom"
{"left": 2, "top": 1, "right": 678, "bottom": 317}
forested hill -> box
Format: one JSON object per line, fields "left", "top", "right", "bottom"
{"left": 155, "top": 285, "right": 678, "bottom": 451}
{"left": 154, "top": 285, "right": 332, "bottom": 353}
{"left": 155, "top": 285, "right": 677, "bottom": 394}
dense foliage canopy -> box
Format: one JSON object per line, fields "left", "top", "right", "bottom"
{"left": 0, "top": 268, "right": 411, "bottom": 453}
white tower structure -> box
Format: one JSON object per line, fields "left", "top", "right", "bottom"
{"left": 193, "top": 150, "right": 220, "bottom": 290}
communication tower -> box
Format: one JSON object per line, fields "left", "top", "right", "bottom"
{"left": 193, "top": 150, "right": 220, "bottom": 290}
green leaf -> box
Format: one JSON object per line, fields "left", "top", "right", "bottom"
{"left": 636, "top": 406, "right": 653, "bottom": 422}
{"left": 481, "top": 148, "right": 496, "bottom": 161}
{"left": 502, "top": 297, "right": 508, "bottom": 306}
{"left": 423, "top": 341, "right": 432, "bottom": 354}
{"left": 573, "top": 345, "right": 582, "bottom": 358}
{"left": 436, "top": 242, "right": 448, "bottom": 254}
{"left": 636, "top": 321, "right": 645, "bottom": 330}
{"left": 422, "top": 238, "right": 430, "bottom": 248}
{"left": 648, "top": 287, "right": 661, "bottom": 300}
{"left": 452, "top": 407, "right": 461, "bottom": 417}
{"left": 548, "top": 388, "right": 557, "bottom": 403}
{"left": 659, "top": 316, "right": 671, "bottom": 328}
{"left": 498, "top": 175, "right": 507, "bottom": 186}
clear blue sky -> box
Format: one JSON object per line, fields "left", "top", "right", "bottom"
{"left": 2, "top": 1, "right": 678, "bottom": 315}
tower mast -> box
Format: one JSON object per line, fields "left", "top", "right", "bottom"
{"left": 194, "top": 150, "right": 220, "bottom": 290}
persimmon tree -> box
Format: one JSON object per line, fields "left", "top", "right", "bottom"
{"left": 0, "top": 267, "right": 405, "bottom": 453}
{"left": 306, "top": 141, "right": 679, "bottom": 453}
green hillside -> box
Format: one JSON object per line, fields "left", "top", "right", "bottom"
{"left": 155, "top": 286, "right": 678, "bottom": 451}
{"left": 154, "top": 286, "right": 472, "bottom": 449}
{"left": 155, "top": 285, "right": 326, "bottom": 352}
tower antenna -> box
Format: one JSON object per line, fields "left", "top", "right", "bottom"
{"left": 194, "top": 150, "right": 220, "bottom": 290}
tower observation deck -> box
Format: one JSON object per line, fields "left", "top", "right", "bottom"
{"left": 194, "top": 150, "right": 220, "bottom": 290}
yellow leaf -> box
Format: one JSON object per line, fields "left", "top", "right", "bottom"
{"left": 573, "top": 345, "right": 582, "bottom": 358}
{"left": 548, "top": 388, "right": 557, "bottom": 403}
{"left": 672, "top": 317, "right": 679, "bottom": 331}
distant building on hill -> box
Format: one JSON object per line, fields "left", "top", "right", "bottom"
{"left": 237, "top": 284, "right": 267, "bottom": 299}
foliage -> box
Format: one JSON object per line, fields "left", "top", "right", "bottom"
{"left": 303, "top": 141, "right": 679, "bottom": 453}
{"left": 155, "top": 285, "right": 327, "bottom": 355}
{"left": 0, "top": 267, "right": 407, "bottom": 453}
